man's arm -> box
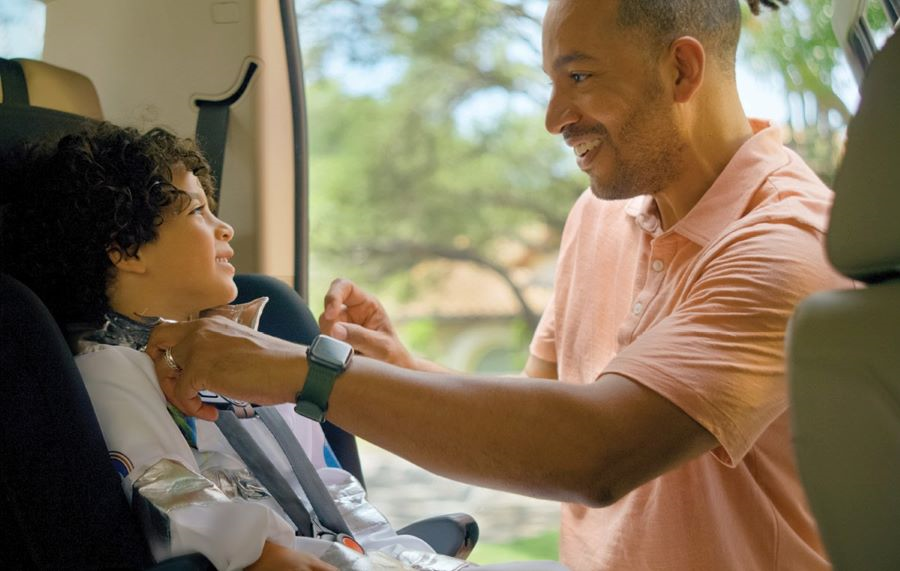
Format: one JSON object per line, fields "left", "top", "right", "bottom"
{"left": 151, "top": 319, "right": 715, "bottom": 507}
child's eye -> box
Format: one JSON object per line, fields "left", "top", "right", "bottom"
{"left": 190, "top": 205, "right": 204, "bottom": 215}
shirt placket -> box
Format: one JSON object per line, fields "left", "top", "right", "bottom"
{"left": 617, "top": 234, "right": 676, "bottom": 347}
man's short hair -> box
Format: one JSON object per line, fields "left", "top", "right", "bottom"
{"left": 617, "top": 0, "right": 789, "bottom": 70}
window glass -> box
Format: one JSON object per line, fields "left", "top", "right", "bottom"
{"left": 0, "top": 0, "right": 45, "bottom": 59}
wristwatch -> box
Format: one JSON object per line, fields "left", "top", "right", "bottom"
{"left": 294, "top": 334, "right": 354, "bottom": 422}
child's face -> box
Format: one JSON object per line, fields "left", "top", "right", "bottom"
{"left": 133, "top": 166, "right": 238, "bottom": 319}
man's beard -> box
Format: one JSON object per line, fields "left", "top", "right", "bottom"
{"left": 584, "top": 97, "right": 684, "bottom": 201}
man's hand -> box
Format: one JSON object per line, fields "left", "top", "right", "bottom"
{"left": 148, "top": 316, "right": 306, "bottom": 419}
{"left": 319, "top": 278, "right": 415, "bottom": 368}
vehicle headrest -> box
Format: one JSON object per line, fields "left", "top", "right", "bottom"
{"left": 826, "top": 32, "right": 899, "bottom": 283}
{"left": 1, "top": 58, "right": 102, "bottom": 119}
{"left": 0, "top": 58, "right": 102, "bottom": 153}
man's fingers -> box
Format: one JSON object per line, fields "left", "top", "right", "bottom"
{"left": 318, "top": 308, "right": 349, "bottom": 336}
{"left": 322, "top": 278, "right": 371, "bottom": 319}
{"left": 339, "top": 322, "right": 389, "bottom": 357}
{"left": 147, "top": 320, "right": 190, "bottom": 351}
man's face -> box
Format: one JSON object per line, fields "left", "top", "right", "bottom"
{"left": 542, "top": 0, "right": 685, "bottom": 200}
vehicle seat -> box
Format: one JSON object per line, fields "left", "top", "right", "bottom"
{"left": 1, "top": 55, "right": 214, "bottom": 571}
{"left": 786, "top": 30, "right": 900, "bottom": 571}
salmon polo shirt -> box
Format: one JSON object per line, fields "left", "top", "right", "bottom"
{"left": 530, "top": 121, "right": 853, "bottom": 570}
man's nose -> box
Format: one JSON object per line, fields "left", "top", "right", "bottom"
{"left": 545, "top": 87, "right": 579, "bottom": 135}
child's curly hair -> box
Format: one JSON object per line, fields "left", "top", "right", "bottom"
{"left": 0, "top": 122, "right": 216, "bottom": 326}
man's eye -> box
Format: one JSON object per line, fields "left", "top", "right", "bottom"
{"left": 571, "top": 72, "right": 590, "bottom": 83}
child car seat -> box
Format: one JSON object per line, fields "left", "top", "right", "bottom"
{"left": 1, "top": 57, "right": 477, "bottom": 565}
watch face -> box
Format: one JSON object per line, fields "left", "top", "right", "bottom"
{"left": 311, "top": 335, "right": 353, "bottom": 368}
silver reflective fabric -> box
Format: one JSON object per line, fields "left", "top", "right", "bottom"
{"left": 320, "top": 543, "right": 410, "bottom": 570}
{"left": 200, "top": 297, "right": 269, "bottom": 329}
{"left": 325, "top": 472, "right": 472, "bottom": 570}
{"left": 203, "top": 467, "right": 269, "bottom": 501}
{"left": 317, "top": 544, "right": 471, "bottom": 571}
{"left": 132, "top": 458, "right": 232, "bottom": 557}
{"left": 79, "top": 297, "right": 269, "bottom": 353}
{"left": 381, "top": 545, "right": 471, "bottom": 571}
{"left": 195, "top": 449, "right": 270, "bottom": 501}
{"left": 327, "top": 471, "right": 396, "bottom": 538}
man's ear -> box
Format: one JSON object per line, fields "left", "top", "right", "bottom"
{"left": 108, "top": 246, "right": 147, "bottom": 274}
{"left": 668, "top": 36, "right": 705, "bottom": 103}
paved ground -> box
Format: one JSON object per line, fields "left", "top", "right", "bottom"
{"left": 357, "top": 441, "right": 561, "bottom": 544}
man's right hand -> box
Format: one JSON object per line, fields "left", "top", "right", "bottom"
{"left": 319, "top": 278, "right": 416, "bottom": 368}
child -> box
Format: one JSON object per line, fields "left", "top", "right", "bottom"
{"left": 0, "top": 123, "right": 504, "bottom": 571}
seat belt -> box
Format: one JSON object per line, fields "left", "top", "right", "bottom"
{"left": 194, "top": 62, "right": 257, "bottom": 211}
{"left": 215, "top": 408, "right": 365, "bottom": 553}
{"left": 215, "top": 410, "right": 315, "bottom": 537}
{"left": 0, "top": 58, "right": 29, "bottom": 105}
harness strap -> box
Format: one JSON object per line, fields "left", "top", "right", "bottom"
{"left": 256, "top": 406, "right": 356, "bottom": 540}
{"left": 215, "top": 410, "right": 314, "bottom": 537}
{"left": 0, "top": 58, "right": 29, "bottom": 105}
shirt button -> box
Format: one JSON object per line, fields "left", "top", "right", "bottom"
{"left": 651, "top": 259, "right": 665, "bottom": 272}
{"left": 632, "top": 301, "right": 643, "bottom": 315}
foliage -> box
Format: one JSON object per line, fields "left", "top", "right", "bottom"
{"left": 301, "top": 1, "right": 584, "bottom": 331}
{"left": 740, "top": 0, "right": 887, "bottom": 181}
{"left": 469, "top": 530, "right": 560, "bottom": 564}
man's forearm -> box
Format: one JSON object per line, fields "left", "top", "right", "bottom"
{"left": 325, "top": 355, "right": 713, "bottom": 507}
{"left": 409, "top": 356, "right": 456, "bottom": 374}
{"left": 329, "top": 356, "right": 613, "bottom": 505}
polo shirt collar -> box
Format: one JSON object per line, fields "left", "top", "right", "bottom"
{"left": 625, "top": 119, "right": 790, "bottom": 245}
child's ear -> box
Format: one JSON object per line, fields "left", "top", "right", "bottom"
{"left": 108, "top": 247, "right": 147, "bottom": 274}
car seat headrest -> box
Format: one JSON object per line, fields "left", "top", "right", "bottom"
{"left": 826, "top": 32, "right": 899, "bottom": 283}
{"left": 0, "top": 58, "right": 103, "bottom": 175}
{"left": 1, "top": 58, "right": 102, "bottom": 120}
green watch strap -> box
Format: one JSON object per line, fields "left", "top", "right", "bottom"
{"left": 294, "top": 361, "right": 339, "bottom": 422}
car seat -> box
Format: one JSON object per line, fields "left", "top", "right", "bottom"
{"left": 786, "top": 26, "right": 899, "bottom": 571}
{"left": 0, "top": 57, "right": 476, "bottom": 567}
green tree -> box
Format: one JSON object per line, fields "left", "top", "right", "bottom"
{"left": 740, "top": 0, "right": 887, "bottom": 181}
{"left": 301, "top": 1, "right": 582, "bottom": 333}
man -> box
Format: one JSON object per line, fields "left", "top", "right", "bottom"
{"left": 152, "top": 0, "right": 850, "bottom": 568}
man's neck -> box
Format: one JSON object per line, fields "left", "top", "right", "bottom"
{"left": 654, "top": 94, "right": 753, "bottom": 231}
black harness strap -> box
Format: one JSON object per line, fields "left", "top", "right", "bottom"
{"left": 0, "top": 58, "right": 29, "bottom": 105}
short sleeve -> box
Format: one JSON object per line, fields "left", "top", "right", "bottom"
{"left": 530, "top": 292, "right": 558, "bottom": 364}
{"left": 604, "top": 222, "right": 847, "bottom": 465}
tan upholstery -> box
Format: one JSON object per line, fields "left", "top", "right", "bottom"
{"left": 0, "top": 59, "right": 103, "bottom": 120}
{"left": 825, "top": 34, "right": 900, "bottom": 280}
{"left": 788, "top": 31, "right": 900, "bottom": 571}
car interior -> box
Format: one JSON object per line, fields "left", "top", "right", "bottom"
{"left": 0, "top": 18, "right": 478, "bottom": 570}
{"left": 0, "top": 0, "right": 897, "bottom": 569}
